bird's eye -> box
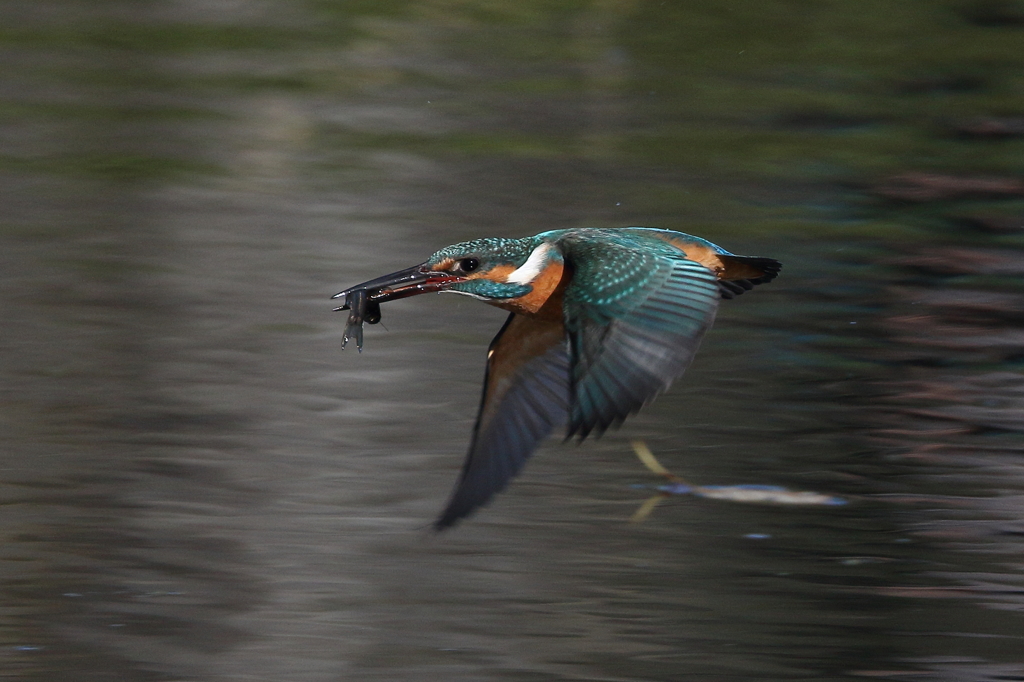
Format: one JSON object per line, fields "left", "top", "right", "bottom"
{"left": 456, "top": 257, "right": 480, "bottom": 274}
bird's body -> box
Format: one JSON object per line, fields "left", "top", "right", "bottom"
{"left": 333, "top": 227, "right": 780, "bottom": 528}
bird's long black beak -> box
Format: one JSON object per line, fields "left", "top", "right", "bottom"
{"left": 331, "top": 263, "right": 462, "bottom": 308}
{"left": 332, "top": 263, "right": 465, "bottom": 350}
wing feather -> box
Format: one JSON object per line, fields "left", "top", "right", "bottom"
{"left": 559, "top": 236, "right": 721, "bottom": 439}
{"left": 434, "top": 313, "right": 570, "bottom": 529}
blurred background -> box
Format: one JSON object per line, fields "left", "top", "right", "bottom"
{"left": 3, "top": 1, "right": 1024, "bottom": 680}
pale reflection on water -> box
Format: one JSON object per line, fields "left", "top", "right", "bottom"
{"left": 3, "top": 2, "right": 1024, "bottom": 681}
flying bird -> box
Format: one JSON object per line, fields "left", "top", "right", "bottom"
{"left": 333, "top": 227, "right": 780, "bottom": 528}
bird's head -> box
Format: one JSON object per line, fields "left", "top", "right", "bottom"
{"left": 334, "top": 236, "right": 558, "bottom": 310}
{"left": 422, "top": 236, "right": 557, "bottom": 300}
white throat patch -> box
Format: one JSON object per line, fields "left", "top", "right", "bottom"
{"left": 506, "top": 243, "right": 552, "bottom": 285}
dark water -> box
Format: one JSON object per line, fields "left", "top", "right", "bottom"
{"left": 3, "top": 2, "right": 1024, "bottom": 680}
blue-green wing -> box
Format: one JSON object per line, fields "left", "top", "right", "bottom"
{"left": 559, "top": 237, "right": 720, "bottom": 439}
{"left": 435, "top": 313, "right": 570, "bottom": 529}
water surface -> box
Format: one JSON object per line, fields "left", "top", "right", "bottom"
{"left": 3, "top": 2, "right": 1024, "bottom": 680}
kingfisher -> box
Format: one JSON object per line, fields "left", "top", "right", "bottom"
{"left": 333, "top": 227, "right": 780, "bottom": 529}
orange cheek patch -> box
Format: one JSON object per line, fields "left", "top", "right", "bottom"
{"left": 494, "top": 261, "right": 567, "bottom": 317}
{"left": 470, "top": 264, "right": 516, "bottom": 281}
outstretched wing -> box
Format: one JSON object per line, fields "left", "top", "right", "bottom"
{"left": 559, "top": 236, "right": 721, "bottom": 439}
{"left": 435, "top": 313, "right": 570, "bottom": 529}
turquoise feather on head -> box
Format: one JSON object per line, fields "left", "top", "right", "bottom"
{"left": 423, "top": 235, "right": 554, "bottom": 300}
{"left": 425, "top": 236, "right": 539, "bottom": 273}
